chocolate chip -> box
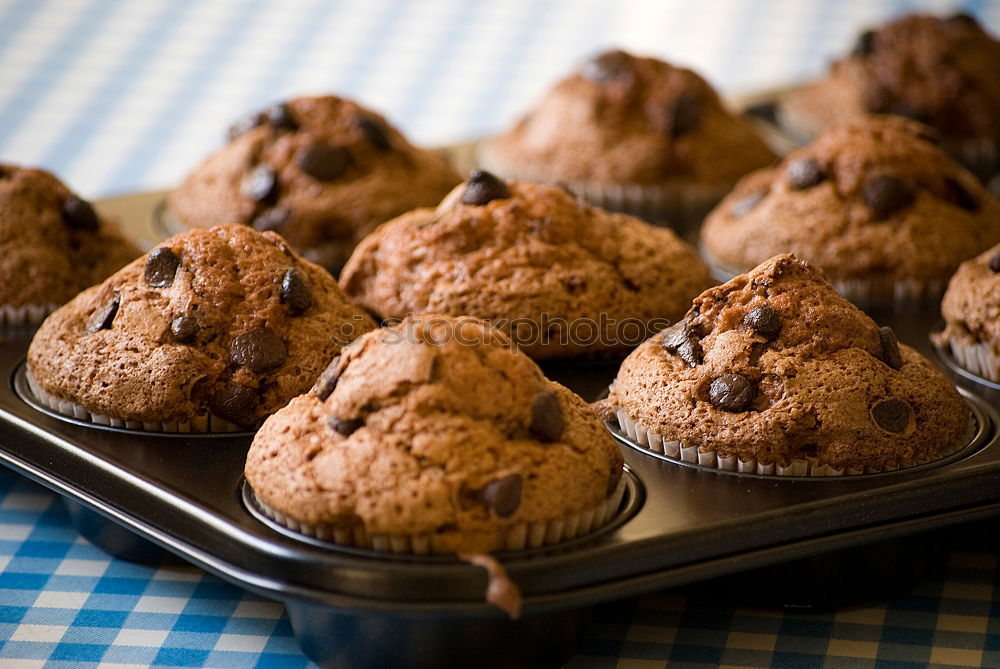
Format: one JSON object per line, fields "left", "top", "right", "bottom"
{"left": 241, "top": 165, "right": 279, "bottom": 204}
{"left": 252, "top": 207, "right": 290, "bottom": 232}
{"left": 879, "top": 326, "right": 903, "bottom": 370}
{"left": 263, "top": 102, "right": 298, "bottom": 131}
{"left": 852, "top": 29, "right": 876, "bottom": 57}
{"left": 63, "top": 195, "right": 99, "bottom": 231}
{"left": 144, "top": 247, "right": 181, "bottom": 288}
{"left": 227, "top": 113, "right": 262, "bottom": 141}
{"left": 664, "top": 94, "right": 701, "bottom": 137}
{"left": 328, "top": 415, "right": 362, "bottom": 436}
{"left": 946, "top": 12, "right": 979, "bottom": 28}
{"left": 530, "top": 390, "right": 564, "bottom": 442}
{"left": 171, "top": 315, "right": 197, "bottom": 343}
{"left": 581, "top": 49, "right": 632, "bottom": 82}
{"left": 870, "top": 399, "right": 909, "bottom": 434}
{"left": 0, "top": 165, "right": 9, "bottom": 179}
{"left": 744, "top": 304, "right": 781, "bottom": 341}
{"left": 944, "top": 177, "right": 980, "bottom": 213}
{"left": 786, "top": 157, "right": 825, "bottom": 190}
{"left": 86, "top": 294, "right": 119, "bottom": 333}
{"left": 661, "top": 321, "right": 702, "bottom": 367}
{"left": 885, "top": 102, "right": 930, "bottom": 124}
{"left": 296, "top": 142, "right": 352, "bottom": 181}
{"left": 863, "top": 175, "right": 915, "bottom": 220}
{"left": 312, "top": 355, "right": 341, "bottom": 400}
{"left": 230, "top": 327, "right": 287, "bottom": 373}
{"left": 989, "top": 249, "right": 1000, "bottom": 273}
{"left": 461, "top": 170, "right": 509, "bottom": 206}
{"left": 209, "top": 384, "right": 259, "bottom": 429}
{"left": 280, "top": 268, "right": 312, "bottom": 316}
{"left": 356, "top": 115, "right": 391, "bottom": 151}
{"left": 730, "top": 190, "right": 767, "bottom": 218}
{"left": 708, "top": 373, "right": 755, "bottom": 412}
{"left": 481, "top": 474, "right": 522, "bottom": 518}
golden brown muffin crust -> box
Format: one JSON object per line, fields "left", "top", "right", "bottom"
{"left": 340, "top": 175, "right": 714, "bottom": 359}
{"left": 935, "top": 244, "right": 1000, "bottom": 350}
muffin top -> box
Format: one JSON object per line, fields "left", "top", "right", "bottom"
{"left": 167, "top": 95, "right": 461, "bottom": 272}
{"left": 339, "top": 172, "right": 714, "bottom": 359}
{"left": 935, "top": 244, "right": 1000, "bottom": 350}
{"left": 480, "top": 49, "right": 775, "bottom": 185}
{"left": 27, "top": 224, "right": 376, "bottom": 428}
{"left": 700, "top": 116, "right": 1000, "bottom": 285}
{"left": 780, "top": 13, "right": 1000, "bottom": 175}
{"left": 245, "top": 315, "right": 624, "bottom": 554}
{"left": 595, "top": 254, "right": 969, "bottom": 472}
{"left": 0, "top": 164, "right": 140, "bottom": 309}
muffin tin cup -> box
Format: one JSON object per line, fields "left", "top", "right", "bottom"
{"left": 23, "top": 366, "right": 246, "bottom": 434}
{"left": 609, "top": 403, "right": 983, "bottom": 477}
{"left": 0, "top": 303, "right": 58, "bottom": 327}
{"left": 247, "top": 478, "right": 628, "bottom": 556}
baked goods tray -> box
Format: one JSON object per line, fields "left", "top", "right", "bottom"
{"left": 3, "top": 197, "right": 1000, "bottom": 669}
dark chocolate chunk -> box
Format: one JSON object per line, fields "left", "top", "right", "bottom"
{"left": 144, "top": 247, "right": 181, "bottom": 288}
{"left": 863, "top": 175, "right": 915, "bottom": 219}
{"left": 730, "top": 190, "right": 767, "bottom": 218}
{"left": 280, "top": 268, "right": 312, "bottom": 316}
{"left": 879, "top": 326, "right": 903, "bottom": 370}
{"left": 946, "top": 12, "right": 979, "bottom": 28}
{"left": 943, "top": 177, "right": 980, "bottom": 213}
{"left": 312, "top": 355, "right": 341, "bottom": 400}
{"left": 241, "top": 165, "right": 279, "bottom": 204}
{"left": 170, "top": 315, "right": 197, "bottom": 343}
{"left": 530, "top": 390, "right": 564, "bottom": 442}
{"left": 989, "top": 249, "right": 1000, "bottom": 273}
{"left": 664, "top": 93, "right": 701, "bottom": 137}
{"left": 263, "top": 102, "right": 298, "bottom": 131}
{"left": 209, "top": 384, "right": 259, "bottom": 429}
{"left": 296, "top": 142, "right": 352, "bottom": 181}
{"left": 581, "top": 49, "right": 632, "bottom": 82}
{"left": 63, "top": 195, "right": 99, "bottom": 231}
{"left": 86, "top": 294, "right": 120, "bottom": 333}
{"left": 356, "top": 115, "right": 391, "bottom": 151}
{"left": 786, "top": 157, "right": 825, "bottom": 190}
{"left": 708, "top": 373, "right": 755, "bottom": 412}
{"left": 481, "top": 474, "right": 522, "bottom": 518}
{"left": 0, "top": 165, "right": 9, "bottom": 179}
{"left": 461, "top": 170, "right": 509, "bottom": 206}
{"left": 661, "top": 321, "right": 702, "bottom": 367}
{"left": 328, "top": 415, "right": 363, "bottom": 436}
{"left": 870, "top": 399, "right": 909, "bottom": 433}
{"left": 852, "top": 29, "right": 876, "bottom": 57}
{"left": 743, "top": 304, "right": 781, "bottom": 341}
{"left": 227, "top": 112, "right": 263, "bottom": 141}
{"left": 230, "top": 327, "right": 288, "bottom": 373}
{"left": 252, "top": 207, "right": 290, "bottom": 232}
{"left": 885, "top": 101, "right": 930, "bottom": 124}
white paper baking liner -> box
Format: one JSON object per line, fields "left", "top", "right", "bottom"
{"left": 25, "top": 367, "right": 243, "bottom": 433}
{"left": 251, "top": 477, "right": 627, "bottom": 556}
{"left": 946, "top": 339, "right": 1000, "bottom": 383}
{"left": 0, "top": 304, "right": 58, "bottom": 327}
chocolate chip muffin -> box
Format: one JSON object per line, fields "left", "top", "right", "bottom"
{"left": 477, "top": 49, "right": 776, "bottom": 230}
{"left": 778, "top": 13, "right": 1000, "bottom": 186}
{"left": 245, "top": 314, "right": 625, "bottom": 555}
{"left": 595, "top": 254, "right": 970, "bottom": 475}
{"left": 933, "top": 244, "right": 1000, "bottom": 382}
{"left": 339, "top": 171, "right": 714, "bottom": 360}
{"left": 700, "top": 116, "right": 1000, "bottom": 302}
{"left": 0, "top": 164, "right": 140, "bottom": 325}
{"left": 167, "top": 95, "right": 461, "bottom": 273}
{"left": 27, "top": 224, "right": 376, "bottom": 432}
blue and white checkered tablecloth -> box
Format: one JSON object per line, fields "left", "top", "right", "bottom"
{"left": 4, "top": 1, "right": 1000, "bottom": 667}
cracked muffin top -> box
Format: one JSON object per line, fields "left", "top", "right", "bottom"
{"left": 0, "top": 164, "right": 140, "bottom": 310}
{"left": 27, "top": 224, "right": 376, "bottom": 429}
{"left": 479, "top": 49, "right": 775, "bottom": 185}
{"left": 244, "top": 314, "right": 624, "bottom": 554}
{"left": 779, "top": 13, "right": 1000, "bottom": 181}
{"left": 595, "top": 254, "right": 968, "bottom": 472}
{"left": 167, "top": 95, "right": 461, "bottom": 273}
{"left": 339, "top": 171, "right": 713, "bottom": 360}
{"left": 700, "top": 116, "right": 1000, "bottom": 292}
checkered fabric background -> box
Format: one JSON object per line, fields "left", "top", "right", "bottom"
{"left": 4, "top": 1, "right": 1000, "bottom": 667}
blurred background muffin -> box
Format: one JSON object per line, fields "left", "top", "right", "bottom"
{"left": 934, "top": 244, "right": 1000, "bottom": 382}
{"left": 167, "top": 95, "right": 461, "bottom": 274}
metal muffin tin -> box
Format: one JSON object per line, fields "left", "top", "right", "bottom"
{"left": 3, "top": 196, "right": 1000, "bottom": 669}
